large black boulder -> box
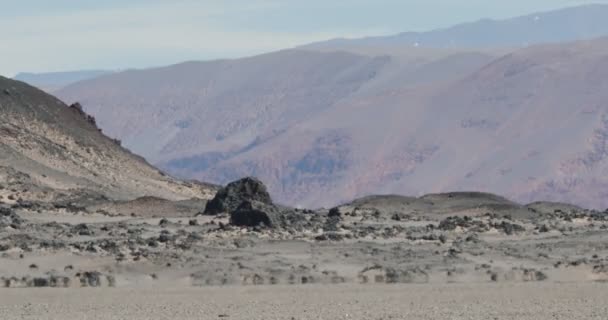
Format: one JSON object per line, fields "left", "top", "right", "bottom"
{"left": 204, "top": 177, "right": 273, "bottom": 215}
{"left": 230, "top": 200, "right": 307, "bottom": 229}
{"left": 230, "top": 200, "right": 282, "bottom": 228}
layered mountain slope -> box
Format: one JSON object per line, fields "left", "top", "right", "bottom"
{"left": 55, "top": 36, "right": 608, "bottom": 209}
{"left": 422, "top": 38, "right": 608, "bottom": 207}
{"left": 304, "top": 4, "right": 608, "bottom": 50}
{"left": 57, "top": 49, "right": 494, "bottom": 166}
{"left": 196, "top": 37, "right": 608, "bottom": 208}
{"left": 57, "top": 50, "right": 390, "bottom": 163}
{"left": 0, "top": 76, "right": 215, "bottom": 204}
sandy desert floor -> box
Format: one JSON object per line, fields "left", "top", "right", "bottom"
{"left": 1, "top": 282, "right": 607, "bottom": 320}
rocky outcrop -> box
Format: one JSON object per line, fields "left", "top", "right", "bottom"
{"left": 204, "top": 177, "right": 272, "bottom": 215}
{"left": 203, "top": 177, "right": 306, "bottom": 229}
{"left": 68, "top": 102, "right": 98, "bottom": 128}
{"left": 0, "top": 76, "right": 216, "bottom": 204}
{"left": 230, "top": 200, "right": 282, "bottom": 228}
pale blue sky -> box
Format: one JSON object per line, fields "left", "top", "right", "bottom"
{"left": 2, "top": 0, "right": 607, "bottom": 76}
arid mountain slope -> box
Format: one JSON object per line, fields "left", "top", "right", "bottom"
{"left": 57, "top": 49, "right": 494, "bottom": 166}
{"left": 304, "top": 4, "right": 608, "bottom": 50}
{"left": 0, "top": 76, "right": 215, "bottom": 203}
{"left": 424, "top": 39, "right": 608, "bottom": 207}
{"left": 55, "top": 38, "right": 608, "bottom": 209}
{"left": 57, "top": 50, "right": 389, "bottom": 163}
{"left": 197, "top": 38, "right": 608, "bottom": 208}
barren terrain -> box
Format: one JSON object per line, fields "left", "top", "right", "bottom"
{"left": 3, "top": 13, "right": 608, "bottom": 319}
{"left": 2, "top": 185, "right": 608, "bottom": 288}
{"left": 1, "top": 283, "right": 607, "bottom": 320}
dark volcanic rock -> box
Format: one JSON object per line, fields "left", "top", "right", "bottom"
{"left": 315, "top": 232, "right": 344, "bottom": 241}
{"left": 328, "top": 207, "right": 341, "bottom": 218}
{"left": 492, "top": 221, "right": 525, "bottom": 235}
{"left": 230, "top": 200, "right": 307, "bottom": 229}
{"left": 438, "top": 216, "right": 488, "bottom": 232}
{"left": 204, "top": 177, "right": 272, "bottom": 215}
{"left": 79, "top": 271, "right": 102, "bottom": 287}
{"left": 69, "top": 102, "right": 98, "bottom": 128}
{"left": 32, "top": 278, "right": 49, "bottom": 287}
{"left": 71, "top": 223, "right": 93, "bottom": 236}
{"left": 0, "top": 207, "right": 23, "bottom": 229}
{"left": 230, "top": 200, "right": 281, "bottom": 228}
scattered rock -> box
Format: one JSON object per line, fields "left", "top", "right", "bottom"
{"left": 79, "top": 271, "right": 102, "bottom": 287}
{"left": 158, "top": 233, "right": 172, "bottom": 243}
{"left": 538, "top": 224, "right": 551, "bottom": 233}
{"left": 315, "top": 232, "right": 344, "bottom": 241}
{"left": 438, "top": 216, "right": 488, "bottom": 232}
{"left": 69, "top": 102, "right": 98, "bottom": 127}
{"left": 0, "top": 207, "right": 23, "bottom": 229}
{"left": 32, "top": 277, "right": 49, "bottom": 287}
{"left": 71, "top": 223, "right": 93, "bottom": 236}
{"left": 493, "top": 221, "right": 525, "bottom": 235}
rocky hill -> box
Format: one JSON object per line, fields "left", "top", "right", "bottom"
{"left": 0, "top": 76, "right": 215, "bottom": 206}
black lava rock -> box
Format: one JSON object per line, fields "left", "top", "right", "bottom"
{"left": 79, "top": 271, "right": 102, "bottom": 287}
{"left": 204, "top": 177, "right": 273, "bottom": 215}
{"left": 328, "top": 207, "right": 341, "bottom": 218}
{"left": 538, "top": 224, "right": 551, "bottom": 233}
{"left": 230, "top": 200, "right": 281, "bottom": 228}
{"left": 0, "top": 207, "right": 23, "bottom": 229}
{"left": 72, "top": 223, "right": 93, "bottom": 236}
{"left": 438, "top": 216, "right": 487, "bottom": 232}
{"left": 493, "top": 221, "right": 525, "bottom": 235}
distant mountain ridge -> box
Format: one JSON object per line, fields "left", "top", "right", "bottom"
{"left": 13, "top": 70, "right": 113, "bottom": 92}
{"left": 303, "top": 4, "right": 608, "bottom": 49}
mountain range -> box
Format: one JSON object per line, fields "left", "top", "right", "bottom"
{"left": 304, "top": 4, "right": 608, "bottom": 50}
{"left": 43, "top": 4, "right": 608, "bottom": 209}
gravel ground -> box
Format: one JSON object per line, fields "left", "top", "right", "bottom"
{"left": 1, "top": 283, "right": 607, "bottom": 320}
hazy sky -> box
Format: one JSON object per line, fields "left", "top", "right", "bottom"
{"left": 2, "top": 0, "right": 607, "bottom": 76}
